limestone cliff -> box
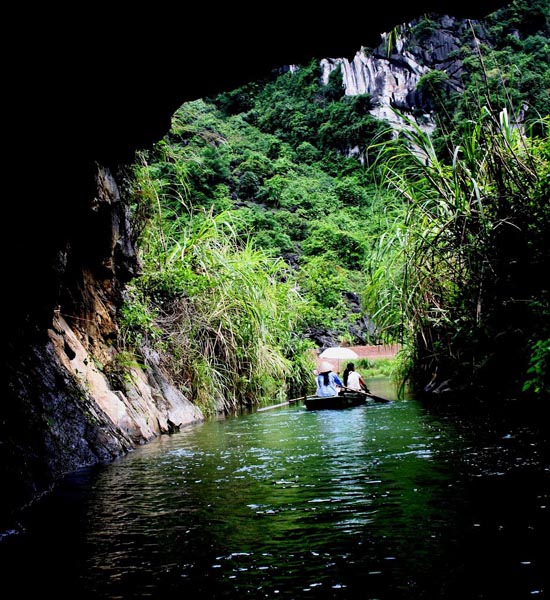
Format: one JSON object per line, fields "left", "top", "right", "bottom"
{"left": 2, "top": 165, "right": 203, "bottom": 526}
{"left": 320, "top": 15, "right": 478, "bottom": 139}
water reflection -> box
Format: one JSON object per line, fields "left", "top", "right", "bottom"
{"left": 1, "top": 381, "right": 548, "bottom": 599}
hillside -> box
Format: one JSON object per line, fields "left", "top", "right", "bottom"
{"left": 130, "top": 0, "right": 549, "bottom": 352}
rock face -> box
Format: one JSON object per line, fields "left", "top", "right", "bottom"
{"left": 2, "top": 165, "right": 203, "bottom": 527}
{"left": 2, "top": 1, "right": 511, "bottom": 526}
{"left": 49, "top": 315, "right": 202, "bottom": 444}
{"left": 320, "top": 15, "right": 478, "bottom": 138}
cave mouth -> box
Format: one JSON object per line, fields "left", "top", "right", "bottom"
{"left": 3, "top": 0, "right": 513, "bottom": 524}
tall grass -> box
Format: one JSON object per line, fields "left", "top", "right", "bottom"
{"left": 122, "top": 155, "right": 312, "bottom": 415}
{"left": 366, "top": 108, "right": 549, "bottom": 400}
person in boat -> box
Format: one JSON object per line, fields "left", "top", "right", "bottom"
{"left": 315, "top": 361, "right": 344, "bottom": 397}
{"left": 342, "top": 362, "right": 370, "bottom": 393}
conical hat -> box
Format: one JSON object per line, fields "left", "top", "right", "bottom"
{"left": 318, "top": 361, "right": 334, "bottom": 373}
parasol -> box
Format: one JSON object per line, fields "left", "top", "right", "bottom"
{"left": 318, "top": 346, "right": 359, "bottom": 373}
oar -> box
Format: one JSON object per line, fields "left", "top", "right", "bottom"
{"left": 340, "top": 386, "right": 392, "bottom": 403}
{"left": 257, "top": 401, "right": 290, "bottom": 412}
{"left": 256, "top": 396, "right": 305, "bottom": 412}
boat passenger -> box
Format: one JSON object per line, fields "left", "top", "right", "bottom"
{"left": 342, "top": 362, "right": 369, "bottom": 393}
{"left": 315, "top": 361, "right": 344, "bottom": 397}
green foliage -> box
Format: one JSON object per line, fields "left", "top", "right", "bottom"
{"left": 411, "top": 18, "right": 440, "bottom": 41}
{"left": 417, "top": 70, "right": 453, "bottom": 111}
{"left": 302, "top": 221, "right": 367, "bottom": 270}
{"left": 367, "top": 106, "right": 549, "bottom": 401}
{"left": 132, "top": 88, "right": 387, "bottom": 354}
{"left": 333, "top": 178, "right": 369, "bottom": 206}
{"left": 441, "top": 0, "right": 550, "bottom": 143}
{"left": 122, "top": 0, "right": 548, "bottom": 411}
{"left": 318, "top": 101, "right": 390, "bottom": 153}
{"left": 251, "top": 59, "right": 391, "bottom": 162}
{"left": 523, "top": 338, "right": 550, "bottom": 397}
{"left": 124, "top": 205, "right": 307, "bottom": 415}
{"left": 356, "top": 357, "right": 397, "bottom": 378}
{"left": 295, "top": 141, "right": 321, "bottom": 164}
{"left": 119, "top": 288, "right": 163, "bottom": 348}
{"left": 323, "top": 66, "right": 346, "bottom": 102}
{"left": 296, "top": 255, "right": 351, "bottom": 335}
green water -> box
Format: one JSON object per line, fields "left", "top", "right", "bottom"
{"left": 1, "top": 380, "right": 547, "bottom": 599}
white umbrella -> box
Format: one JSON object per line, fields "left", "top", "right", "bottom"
{"left": 320, "top": 347, "right": 358, "bottom": 360}
{"left": 318, "top": 347, "right": 359, "bottom": 373}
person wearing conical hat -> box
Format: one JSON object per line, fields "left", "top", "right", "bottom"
{"left": 315, "top": 361, "right": 343, "bottom": 397}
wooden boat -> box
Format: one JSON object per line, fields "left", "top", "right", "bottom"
{"left": 304, "top": 388, "right": 392, "bottom": 410}
{"left": 304, "top": 391, "right": 367, "bottom": 410}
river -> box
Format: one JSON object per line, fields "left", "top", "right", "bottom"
{"left": 1, "top": 379, "right": 547, "bottom": 599}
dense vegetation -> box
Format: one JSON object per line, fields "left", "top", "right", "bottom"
{"left": 121, "top": 0, "right": 549, "bottom": 413}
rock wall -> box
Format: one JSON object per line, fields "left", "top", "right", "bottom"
{"left": 320, "top": 15, "right": 479, "bottom": 137}
{"left": 1, "top": 165, "right": 203, "bottom": 528}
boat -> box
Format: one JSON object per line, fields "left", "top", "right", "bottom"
{"left": 304, "top": 391, "right": 367, "bottom": 410}
{"left": 304, "top": 388, "right": 392, "bottom": 410}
